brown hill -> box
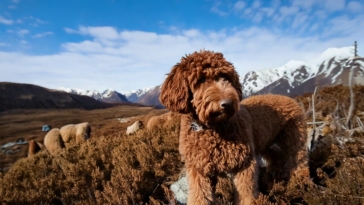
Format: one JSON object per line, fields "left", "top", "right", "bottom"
{"left": 0, "top": 82, "right": 114, "bottom": 111}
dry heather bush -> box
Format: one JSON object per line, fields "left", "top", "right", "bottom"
{"left": 2, "top": 86, "right": 364, "bottom": 204}
{"left": 0, "top": 117, "right": 182, "bottom": 204}
{"left": 297, "top": 85, "right": 364, "bottom": 120}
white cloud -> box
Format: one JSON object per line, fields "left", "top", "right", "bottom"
{"left": 322, "top": 14, "right": 364, "bottom": 37}
{"left": 347, "top": 1, "right": 362, "bottom": 12}
{"left": 12, "top": 0, "right": 20, "bottom": 3}
{"left": 309, "top": 23, "right": 319, "bottom": 32}
{"left": 314, "top": 10, "right": 328, "bottom": 19}
{"left": 270, "top": 0, "right": 281, "bottom": 9}
{"left": 7, "top": 29, "right": 29, "bottom": 37}
{"left": 261, "top": 8, "right": 275, "bottom": 17}
{"left": 18, "top": 29, "right": 29, "bottom": 37}
{"left": 234, "top": 1, "right": 245, "bottom": 11}
{"left": 210, "top": 1, "right": 229, "bottom": 16}
{"left": 22, "top": 16, "right": 48, "bottom": 26}
{"left": 279, "top": 6, "right": 299, "bottom": 16}
{"left": 1, "top": 24, "right": 362, "bottom": 92}
{"left": 183, "top": 29, "right": 201, "bottom": 38}
{"left": 292, "top": 0, "right": 316, "bottom": 10}
{"left": 323, "top": 0, "right": 345, "bottom": 11}
{"left": 65, "top": 26, "right": 119, "bottom": 40}
{"left": 0, "top": 16, "right": 13, "bottom": 25}
{"left": 35, "top": 18, "right": 47, "bottom": 24}
{"left": 244, "top": 8, "right": 252, "bottom": 15}
{"left": 33, "top": 32, "right": 53, "bottom": 38}
{"left": 253, "top": 12, "right": 264, "bottom": 23}
{"left": 252, "top": 0, "right": 261, "bottom": 9}
{"left": 292, "top": 13, "right": 308, "bottom": 29}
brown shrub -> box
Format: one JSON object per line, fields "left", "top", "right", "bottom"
{"left": 2, "top": 86, "right": 364, "bottom": 204}
{"left": 0, "top": 119, "right": 182, "bottom": 204}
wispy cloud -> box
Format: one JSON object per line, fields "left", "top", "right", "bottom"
{"left": 65, "top": 26, "right": 119, "bottom": 40}
{"left": 1, "top": 23, "right": 362, "bottom": 92}
{"left": 233, "top": 1, "right": 245, "bottom": 11}
{"left": 1, "top": 1, "right": 362, "bottom": 92}
{"left": 7, "top": 29, "right": 29, "bottom": 37}
{"left": 0, "top": 16, "right": 13, "bottom": 25}
{"left": 323, "top": 0, "right": 346, "bottom": 11}
{"left": 32, "top": 31, "right": 53, "bottom": 38}
{"left": 210, "top": 1, "right": 229, "bottom": 16}
{"left": 347, "top": 1, "right": 363, "bottom": 12}
{"left": 322, "top": 14, "right": 364, "bottom": 38}
{"left": 18, "top": 29, "right": 29, "bottom": 36}
{"left": 292, "top": 0, "right": 316, "bottom": 10}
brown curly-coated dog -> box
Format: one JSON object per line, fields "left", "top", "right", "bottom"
{"left": 159, "top": 50, "right": 308, "bottom": 205}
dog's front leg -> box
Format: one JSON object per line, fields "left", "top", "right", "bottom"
{"left": 233, "top": 159, "right": 259, "bottom": 205}
{"left": 186, "top": 166, "right": 216, "bottom": 205}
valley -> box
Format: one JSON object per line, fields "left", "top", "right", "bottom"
{"left": 0, "top": 105, "right": 167, "bottom": 172}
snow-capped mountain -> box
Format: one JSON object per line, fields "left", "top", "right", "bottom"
{"left": 58, "top": 88, "right": 129, "bottom": 103}
{"left": 123, "top": 86, "right": 164, "bottom": 108}
{"left": 242, "top": 46, "right": 360, "bottom": 96}
{"left": 58, "top": 87, "right": 103, "bottom": 100}
{"left": 123, "top": 87, "right": 155, "bottom": 103}
{"left": 59, "top": 46, "right": 363, "bottom": 107}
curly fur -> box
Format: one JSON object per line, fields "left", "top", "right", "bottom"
{"left": 159, "top": 50, "right": 308, "bottom": 205}
{"left": 44, "top": 128, "right": 65, "bottom": 156}
{"left": 146, "top": 112, "right": 180, "bottom": 130}
{"left": 126, "top": 121, "right": 143, "bottom": 135}
{"left": 60, "top": 122, "right": 91, "bottom": 144}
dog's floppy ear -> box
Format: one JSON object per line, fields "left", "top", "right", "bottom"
{"left": 231, "top": 69, "right": 243, "bottom": 101}
{"left": 159, "top": 65, "right": 192, "bottom": 113}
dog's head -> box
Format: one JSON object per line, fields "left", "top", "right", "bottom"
{"left": 159, "top": 50, "right": 242, "bottom": 125}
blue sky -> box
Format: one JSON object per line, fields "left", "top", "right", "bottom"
{"left": 0, "top": 0, "right": 363, "bottom": 93}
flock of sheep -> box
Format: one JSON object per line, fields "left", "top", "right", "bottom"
{"left": 28, "top": 112, "right": 176, "bottom": 157}
{"left": 28, "top": 122, "right": 91, "bottom": 156}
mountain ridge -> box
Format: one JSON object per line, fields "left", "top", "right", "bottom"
{"left": 58, "top": 46, "right": 362, "bottom": 107}
{"left": 0, "top": 82, "right": 114, "bottom": 111}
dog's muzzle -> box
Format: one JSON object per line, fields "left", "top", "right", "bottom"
{"left": 220, "top": 99, "right": 232, "bottom": 109}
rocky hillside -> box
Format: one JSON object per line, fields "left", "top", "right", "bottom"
{"left": 242, "top": 47, "right": 364, "bottom": 96}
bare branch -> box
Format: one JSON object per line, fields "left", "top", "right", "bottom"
{"left": 345, "top": 65, "right": 355, "bottom": 129}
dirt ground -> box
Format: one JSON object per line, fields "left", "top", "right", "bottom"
{"left": 0, "top": 105, "right": 168, "bottom": 172}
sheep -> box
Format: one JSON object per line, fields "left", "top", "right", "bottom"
{"left": 146, "top": 112, "right": 180, "bottom": 130}
{"left": 60, "top": 122, "right": 91, "bottom": 144}
{"left": 28, "top": 140, "right": 43, "bottom": 156}
{"left": 44, "top": 128, "right": 65, "bottom": 156}
{"left": 126, "top": 121, "right": 143, "bottom": 135}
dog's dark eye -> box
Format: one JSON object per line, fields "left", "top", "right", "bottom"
{"left": 220, "top": 76, "right": 228, "bottom": 82}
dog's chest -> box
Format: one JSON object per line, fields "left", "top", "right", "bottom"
{"left": 183, "top": 126, "right": 252, "bottom": 174}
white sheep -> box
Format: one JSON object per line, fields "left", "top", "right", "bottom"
{"left": 44, "top": 128, "right": 65, "bottom": 156}
{"left": 60, "top": 122, "right": 91, "bottom": 144}
{"left": 126, "top": 121, "right": 143, "bottom": 135}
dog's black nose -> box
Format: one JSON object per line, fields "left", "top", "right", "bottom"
{"left": 220, "top": 99, "right": 232, "bottom": 109}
